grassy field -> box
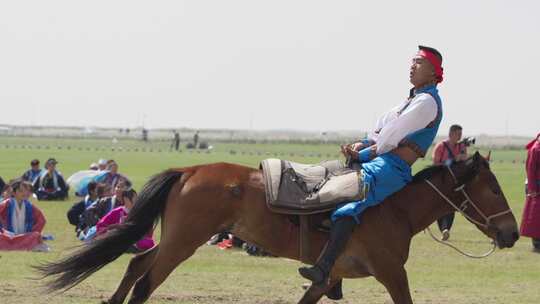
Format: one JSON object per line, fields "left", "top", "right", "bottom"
{"left": 0, "top": 136, "right": 538, "bottom": 304}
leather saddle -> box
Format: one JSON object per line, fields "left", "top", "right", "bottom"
{"left": 260, "top": 158, "right": 367, "bottom": 263}
{"left": 260, "top": 158, "right": 366, "bottom": 215}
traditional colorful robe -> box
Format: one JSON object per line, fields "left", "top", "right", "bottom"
{"left": 0, "top": 198, "right": 46, "bottom": 251}
{"left": 520, "top": 136, "right": 540, "bottom": 239}
{"left": 96, "top": 207, "right": 155, "bottom": 251}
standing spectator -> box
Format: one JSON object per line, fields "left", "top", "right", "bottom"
{"left": 33, "top": 158, "right": 69, "bottom": 201}
{"left": 193, "top": 130, "right": 199, "bottom": 148}
{"left": 22, "top": 159, "right": 42, "bottom": 183}
{"left": 520, "top": 133, "right": 540, "bottom": 251}
{"left": 431, "top": 124, "right": 468, "bottom": 240}
{"left": 0, "top": 180, "right": 48, "bottom": 251}
{"left": 172, "top": 131, "right": 181, "bottom": 151}
{"left": 142, "top": 128, "right": 148, "bottom": 142}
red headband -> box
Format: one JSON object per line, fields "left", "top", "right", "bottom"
{"left": 418, "top": 49, "right": 444, "bottom": 83}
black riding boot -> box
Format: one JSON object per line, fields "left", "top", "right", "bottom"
{"left": 298, "top": 217, "right": 356, "bottom": 284}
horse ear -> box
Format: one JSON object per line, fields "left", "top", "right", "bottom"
{"left": 471, "top": 151, "right": 482, "bottom": 170}
{"left": 485, "top": 150, "right": 492, "bottom": 162}
{"left": 473, "top": 151, "right": 481, "bottom": 161}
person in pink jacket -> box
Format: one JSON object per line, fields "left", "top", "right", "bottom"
{"left": 96, "top": 188, "right": 155, "bottom": 252}
{"left": 520, "top": 133, "right": 540, "bottom": 251}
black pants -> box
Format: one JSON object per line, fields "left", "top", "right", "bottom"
{"left": 533, "top": 238, "right": 540, "bottom": 250}
{"left": 437, "top": 212, "right": 455, "bottom": 232}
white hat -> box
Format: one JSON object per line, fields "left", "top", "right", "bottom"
{"left": 98, "top": 159, "right": 107, "bottom": 165}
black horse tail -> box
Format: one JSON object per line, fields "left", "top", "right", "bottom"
{"left": 35, "top": 169, "right": 184, "bottom": 292}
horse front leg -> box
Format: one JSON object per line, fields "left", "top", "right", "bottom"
{"left": 297, "top": 279, "right": 340, "bottom": 304}
{"left": 374, "top": 266, "right": 413, "bottom": 304}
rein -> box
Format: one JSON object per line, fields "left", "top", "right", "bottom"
{"left": 423, "top": 165, "right": 512, "bottom": 259}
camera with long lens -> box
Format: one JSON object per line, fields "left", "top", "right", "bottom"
{"left": 459, "top": 136, "right": 476, "bottom": 147}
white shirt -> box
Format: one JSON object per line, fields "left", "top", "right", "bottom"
{"left": 368, "top": 93, "right": 438, "bottom": 155}
{"left": 11, "top": 199, "right": 27, "bottom": 235}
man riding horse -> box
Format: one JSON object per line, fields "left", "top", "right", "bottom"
{"left": 299, "top": 45, "right": 445, "bottom": 285}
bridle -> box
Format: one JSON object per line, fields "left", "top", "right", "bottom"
{"left": 425, "top": 165, "right": 512, "bottom": 229}
{"left": 423, "top": 164, "right": 512, "bottom": 258}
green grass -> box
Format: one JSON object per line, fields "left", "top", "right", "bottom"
{"left": 0, "top": 137, "right": 538, "bottom": 303}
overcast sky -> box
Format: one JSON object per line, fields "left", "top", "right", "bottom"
{"left": 1, "top": 1, "right": 538, "bottom": 136}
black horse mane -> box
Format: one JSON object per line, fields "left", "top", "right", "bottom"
{"left": 412, "top": 157, "right": 484, "bottom": 185}
{"left": 412, "top": 164, "right": 447, "bottom": 183}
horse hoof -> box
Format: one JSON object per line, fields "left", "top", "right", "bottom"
{"left": 326, "top": 280, "right": 343, "bottom": 300}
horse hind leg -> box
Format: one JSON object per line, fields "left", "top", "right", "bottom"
{"left": 102, "top": 245, "right": 159, "bottom": 304}
{"left": 125, "top": 212, "right": 221, "bottom": 304}
{"left": 125, "top": 232, "right": 213, "bottom": 304}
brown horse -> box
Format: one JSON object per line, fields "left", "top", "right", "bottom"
{"left": 36, "top": 152, "right": 519, "bottom": 304}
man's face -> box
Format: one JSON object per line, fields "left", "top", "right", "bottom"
{"left": 410, "top": 56, "right": 436, "bottom": 87}
{"left": 47, "top": 163, "right": 56, "bottom": 172}
{"left": 449, "top": 130, "right": 462, "bottom": 143}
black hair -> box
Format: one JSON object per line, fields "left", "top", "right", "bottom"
{"left": 122, "top": 188, "right": 137, "bottom": 202}
{"left": 87, "top": 181, "right": 98, "bottom": 194}
{"left": 11, "top": 179, "right": 33, "bottom": 193}
{"left": 449, "top": 124, "right": 463, "bottom": 133}
{"left": 450, "top": 125, "right": 463, "bottom": 133}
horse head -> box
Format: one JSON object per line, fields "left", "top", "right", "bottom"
{"left": 449, "top": 151, "right": 519, "bottom": 249}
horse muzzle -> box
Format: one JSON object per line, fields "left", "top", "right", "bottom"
{"left": 496, "top": 228, "right": 519, "bottom": 249}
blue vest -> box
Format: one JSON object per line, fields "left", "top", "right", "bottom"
{"left": 400, "top": 85, "right": 443, "bottom": 157}
{"left": 6, "top": 198, "right": 34, "bottom": 234}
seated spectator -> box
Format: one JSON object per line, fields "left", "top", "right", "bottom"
{"left": 96, "top": 188, "right": 155, "bottom": 252}
{"left": 0, "top": 178, "right": 9, "bottom": 201}
{"left": 0, "top": 180, "right": 49, "bottom": 251}
{"left": 98, "top": 158, "right": 108, "bottom": 171}
{"left": 66, "top": 182, "right": 105, "bottom": 234}
{"left": 80, "top": 181, "right": 127, "bottom": 234}
{"left": 102, "top": 160, "right": 131, "bottom": 196}
{"left": 0, "top": 177, "right": 5, "bottom": 192}
{"left": 89, "top": 163, "right": 99, "bottom": 170}
{"left": 22, "top": 159, "right": 43, "bottom": 183}
{"left": 33, "top": 158, "right": 69, "bottom": 201}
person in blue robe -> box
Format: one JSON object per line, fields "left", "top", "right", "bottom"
{"left": 21, "top": 159, "right": 43, "bottom": 184}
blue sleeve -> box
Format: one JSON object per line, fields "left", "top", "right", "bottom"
{"left": 358, "top": 147, "right": 374, "bottom": 163}
{"left": 360, "top": 139, "right": 372, "bottom": 146}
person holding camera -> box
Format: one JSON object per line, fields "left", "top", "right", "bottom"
{"left": 431, "top": 124, "right": 468, "bottom": 240}
{"left": 520, "top": 133, "right": 540, "bottom": 252}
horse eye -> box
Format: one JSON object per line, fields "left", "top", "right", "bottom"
{"left": 491, "top": 187, "right": 501, "bottom": 195}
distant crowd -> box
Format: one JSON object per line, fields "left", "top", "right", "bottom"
{"left": 0, "top": 156, "right": 263, "bottom": 256}
{"left": 0, "top": 157, "right": 156, "bottom": 253}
